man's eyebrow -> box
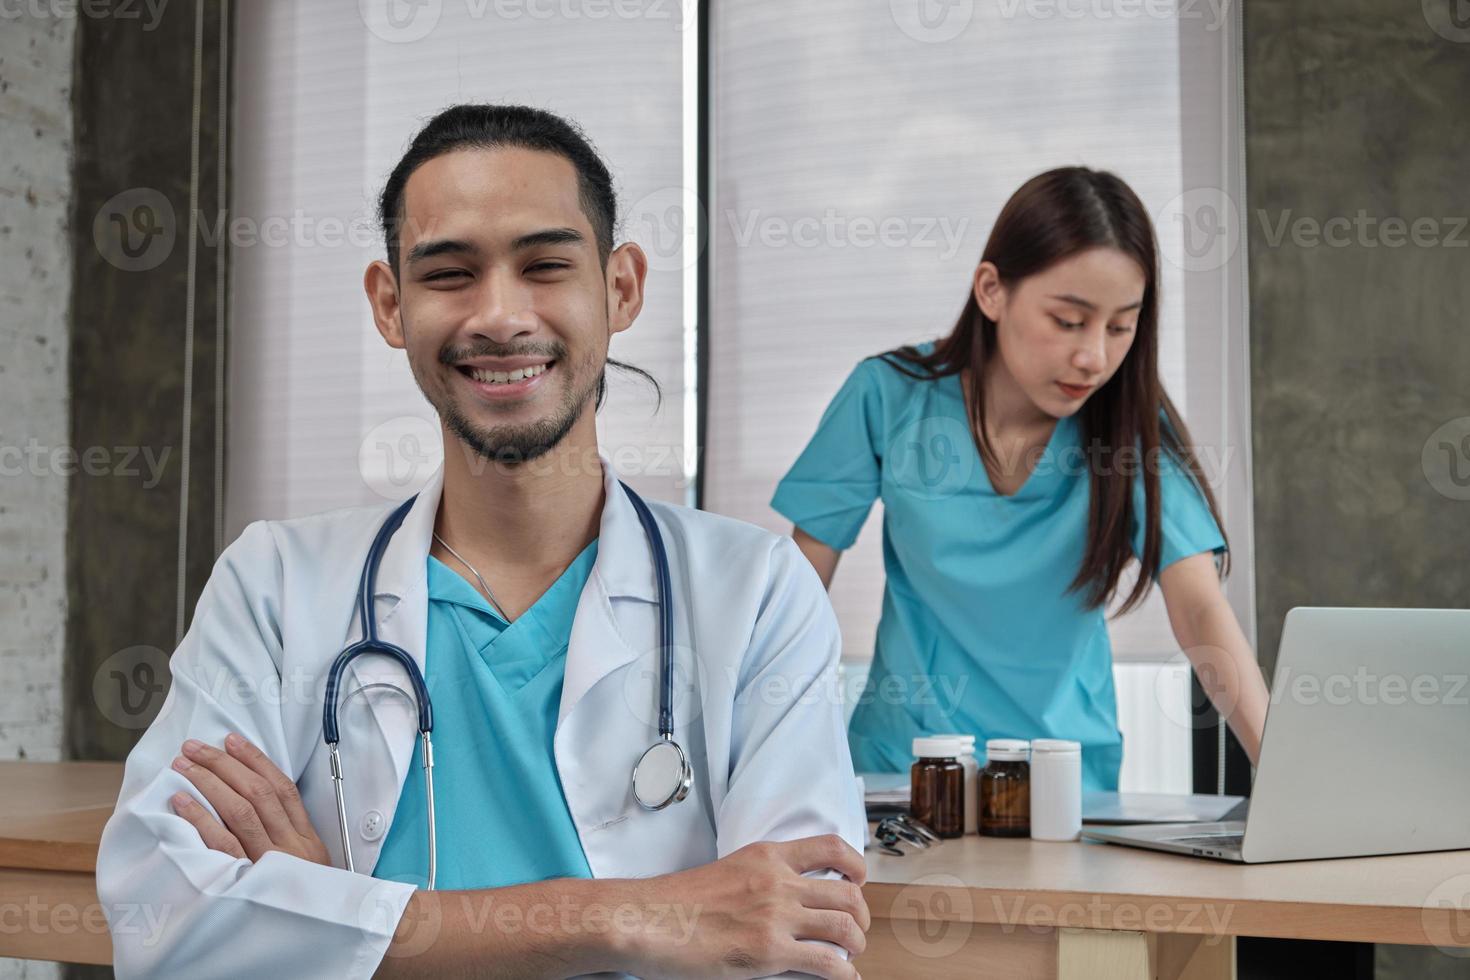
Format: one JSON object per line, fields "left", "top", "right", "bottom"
{"left": 509, "top": 227, "right": 587, "bottom": 251}
{"left": 405, "top": 238, "right": 481, "bottom": 265}
{"left": 1048, "top": 293, "right": 1144, "bottom": 314}
{"left": 405, "top": 228, "right": 587, "bottom": 266}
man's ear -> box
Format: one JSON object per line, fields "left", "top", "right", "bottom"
{"left": 365, "top": 259, "right": 406, "bottom": 349}
{"left": 972, "top": 260, "right": 1006, "bottom": 322}
{"left": 605, "top": 242, "right": 648, "bottom": 337}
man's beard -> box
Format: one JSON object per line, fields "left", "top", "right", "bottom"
{"left": 440, "top": 391, "right": 585, "bottom": 466}
{"left": 430, "top": 352, "right": 601, "bottom": 467}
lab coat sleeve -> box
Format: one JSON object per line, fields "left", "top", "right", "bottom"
{"left": 96, "top": 520, "right": 417, "bottom": 980}
{"left": 716, "top": 535, "right": 869, "bottom": 972}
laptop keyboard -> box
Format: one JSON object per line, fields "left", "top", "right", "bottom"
{"left": 1165, "top": 833, "right": 1244, "bottom": 849}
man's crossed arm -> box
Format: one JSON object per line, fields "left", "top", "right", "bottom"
{"left": 169, "top": 734, "right": 870, "bottom": 980}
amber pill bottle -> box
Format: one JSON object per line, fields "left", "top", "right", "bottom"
{"left": 910, "top": 736, "right": 965, "bottom": 839}
{"left": 980, "top": 738, "right": 1031, "bottom": 837}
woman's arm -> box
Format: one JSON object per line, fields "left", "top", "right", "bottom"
{"left": 1158, "top": 552, "right": 1270, "bottom": 766}
{"left": 791, "top": 526, "right": 842, "bottom": 590}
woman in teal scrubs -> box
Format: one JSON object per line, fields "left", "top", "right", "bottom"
{"left": 773, "top": 167, "right": 1269, "bottom": 792}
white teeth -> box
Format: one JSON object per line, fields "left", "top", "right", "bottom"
{"left": 469, "top": 362, "right": 550, "bottom": 385}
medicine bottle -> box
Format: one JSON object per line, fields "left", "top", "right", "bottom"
{"left": 980, "top": 738, "right": 1030, "bottom": 837}
{"left": 1029, "top": 738, "right": 1082, "bottom": 841}
{"left": 931, "top": 733, "right": 980, "bottom": 834}
{"left": 910, "top": 736, "right": 965, "bottom": 839}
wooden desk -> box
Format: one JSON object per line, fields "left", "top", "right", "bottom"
{"left": 4, "top": 762, "right": 1469, "bottom": 975}
{"left": 0, "top": 761, "right": 122, "bottom": 965}
{"left": 856, "top": 829, "right": 1470, "bottom": 979}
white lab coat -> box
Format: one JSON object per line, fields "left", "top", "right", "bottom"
{"left": 97, "top": 454, "right": 867, "bottom": 978}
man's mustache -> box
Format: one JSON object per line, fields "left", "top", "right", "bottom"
{"left": 440, "top": 342, "right": 566, "bottom": 367}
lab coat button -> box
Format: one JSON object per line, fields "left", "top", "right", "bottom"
{"left": 360, "top": 809, "right": 385, "bottom": 841}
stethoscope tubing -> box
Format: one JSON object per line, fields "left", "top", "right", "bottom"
{"left": 322, "top": 481, "right": 679, "bottom": 889}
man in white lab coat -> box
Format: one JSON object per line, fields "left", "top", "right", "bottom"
{"left": 97, "top": 104, "right": 869, "bottom": 979}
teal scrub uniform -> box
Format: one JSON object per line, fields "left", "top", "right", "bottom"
{"left": 373, "top": 540, "right": 599, "bottom": 889}
{"left": 771, "top": 346, "right": 1226, "bottom": 791}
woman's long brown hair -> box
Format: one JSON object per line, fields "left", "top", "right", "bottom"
{"left": 879, "top": 167, "right": 1229, "bottom": 615}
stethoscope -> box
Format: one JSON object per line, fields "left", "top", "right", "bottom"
{"left": 322, "top": 481, "right": 691, "bottom": 890}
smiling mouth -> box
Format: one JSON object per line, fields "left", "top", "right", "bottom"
{"left": 457, "top": 361, "right": 555, "bottom": 386}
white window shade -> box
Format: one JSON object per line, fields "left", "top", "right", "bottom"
{"left": 228, "top": 0, "right": 690, "bottom": 536}
{"left": 703, "top": 0, "right": 1253, "bottom": 668}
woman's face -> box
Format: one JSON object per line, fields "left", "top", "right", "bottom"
{"left": 974, "top": 246, "right": 1146, "bottom": 419}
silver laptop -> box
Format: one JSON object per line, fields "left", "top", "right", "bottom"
{"left": 1083, "top": 607, "right": 1470, "bottom": 863}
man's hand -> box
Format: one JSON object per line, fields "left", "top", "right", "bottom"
{"left": 169, "top": 733, "right": 331, "bottom": 867}
{"left": 617, "top": 834, "right": 870, "bottom": 980}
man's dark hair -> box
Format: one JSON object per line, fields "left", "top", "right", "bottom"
{"left": 378, "top": 103, "right": 657, "bottom": 411}
{"left": 378, "top": 103, "right": 617, "bottom": 276}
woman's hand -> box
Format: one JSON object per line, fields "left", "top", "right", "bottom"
{"left": 169, "top": 733, "right": 331, "bottom": 866}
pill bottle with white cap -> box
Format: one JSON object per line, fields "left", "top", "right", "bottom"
{"left": 930, "top": 733, "right": 980, "bottom": 834}
{"left": 910, "top": 736, "right": 965, "bottom": 839}
{"left": 979, "top": 738, "right": 1030, "bottom": 837}
{"left": 1029, "top": 738, "right": 1082, "bottom": 841}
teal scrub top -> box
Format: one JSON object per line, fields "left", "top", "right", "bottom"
{"left": 771, "top": 347, "right": 1226, "bottom": 792}
{"left": 372, "top": 540, "right": 599, "bottom": 889}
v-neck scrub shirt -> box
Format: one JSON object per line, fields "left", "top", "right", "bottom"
{"left": 373, "top": 540, "right": 599, "bottom": 889}
{"left": 771, "top": 348, "right": 1226, "bottom": 791}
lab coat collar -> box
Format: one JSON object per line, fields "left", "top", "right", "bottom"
{"left": 344, "top": 448, "right": 662, "bottom": 827}
{"left": 369, "top": 449, "right": 660, "bottom": 607}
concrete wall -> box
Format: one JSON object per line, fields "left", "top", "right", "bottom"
{"left": 2, "top": 1, "right": 226, "bottom": 975}
{"left": 0, "top": 10, "right": 74, "bottom": 980}
{"left": 1244, "top": 2, "right": 1470, "bottom": 977}
{"left": 0, "top": 4, "right": 73, "bottom": 767}
{"left": 65, "top": 0, "right": 228, "bottom": 767}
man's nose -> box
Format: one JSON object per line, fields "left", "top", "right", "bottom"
{"left": 466, "top": 273, "right": 537, "bottom": 342}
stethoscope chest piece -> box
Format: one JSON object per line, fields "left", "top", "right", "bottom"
{"left": 632, "top": 737, "right": 693, "bottom": 811}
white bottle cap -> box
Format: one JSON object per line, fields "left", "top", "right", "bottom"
{"left": 1030, "top": 739, "right": 1081, "bottom": 754}
{"left": 912, "top": 736, "right": 963, "bottom": 759}
{"left": 931, "top": 733, "right": 977, "bottom": 749}
{"left": 984, "top": 738, "right": 1030, "bottom": 761}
